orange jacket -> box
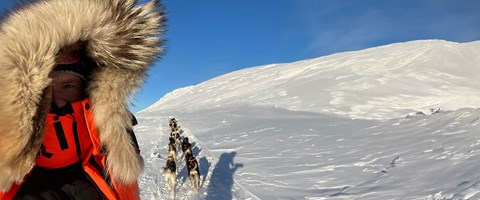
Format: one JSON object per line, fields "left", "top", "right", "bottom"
{"left": 0, "top": 99, "right": 141, "bottom": 200}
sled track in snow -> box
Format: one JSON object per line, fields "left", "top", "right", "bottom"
{"left": 180, "top": 126, "right": 260, "bottom": 200}
{"left": 139, "top": 116, "right": 259, "bottom": 199}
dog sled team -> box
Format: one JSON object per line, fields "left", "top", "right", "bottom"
{"left": 162, "top": 118, "right": 201, "bottom": 198}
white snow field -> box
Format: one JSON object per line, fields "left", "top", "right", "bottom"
{"left": 135, "top": 40, "right": 480, "bottom": 199}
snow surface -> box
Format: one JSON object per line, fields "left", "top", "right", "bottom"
{"left": 135, "top": 40, "right": 480, "bottom": 199}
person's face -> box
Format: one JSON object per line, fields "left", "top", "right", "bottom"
{"left": 51, "top": 72, "right": 85, "bottom": 108}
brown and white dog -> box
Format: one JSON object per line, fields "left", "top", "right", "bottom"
{"left": 182, "top": 137, "right": 192, "bottom": 152}
{"left": 182, "top": 137, "right": 192, "bottom": 158}
{"left": 161, "top": 155, "right": 177, "bottom": 198}
{"left": 184, "top": 147, "right": 193, "bottom": 161}
{"left": 168, "top": 118, "right": 177, "bottom": 132}
{"left": 186, "top": 155, "right": 200, "bottom": 190}
{"left": 172, "top": 131, "right": 181, "bottom": 152}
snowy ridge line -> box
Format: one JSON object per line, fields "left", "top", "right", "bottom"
{"left": 142, "top": 40, "right": 480, "bottom": 121}
{"left": 180, "top": 126, "right": 261, "bottom": 200}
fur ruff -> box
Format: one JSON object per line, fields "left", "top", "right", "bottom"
{"left": 0, "top": 0, "right": 165, "bottom": 191}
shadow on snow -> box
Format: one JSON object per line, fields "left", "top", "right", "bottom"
{"left": 206, "top": 152, "right": 243, "bottom": 200}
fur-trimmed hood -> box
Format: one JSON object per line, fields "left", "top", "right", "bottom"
{"left": 0, "top": 0, "right": 165, "bottom": 191}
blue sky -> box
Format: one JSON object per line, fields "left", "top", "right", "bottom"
{"left": 1, "top": 0, "right": 479, "bottom": 112}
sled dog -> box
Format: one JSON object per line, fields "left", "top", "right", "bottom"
{"left": 161, "top": 155, "right": 177, "bottom": 198}
{"left": 186, "top": 156, "right": 200, "bottom": 190}
{"left": 172, "top": 132, "right": 181, "bottom": 152}
{"left": 169, "top": 118, "right": 177, "bottom": 131}
{"left": 168, "top": 142, "right": 177, "bottom": 162}
{"left": 184, "top": 148, "right": 193, "bottom": 161}
{"left": 182, "top": 137, "right": 192, "bottom": 153}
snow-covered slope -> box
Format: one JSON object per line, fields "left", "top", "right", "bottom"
{"left": 143, "top": 40, "right": 480, "bottom": 120}
{"left": 136, "top": 40, "right": 480, "bottom": 199}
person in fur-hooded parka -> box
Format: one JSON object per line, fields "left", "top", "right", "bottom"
{"left": 0, "top": 0, "right": 165, "bottom": 194}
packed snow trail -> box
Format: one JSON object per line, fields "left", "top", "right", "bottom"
{"left": 135, "top": 114, "right": 257, "bottom": 199}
